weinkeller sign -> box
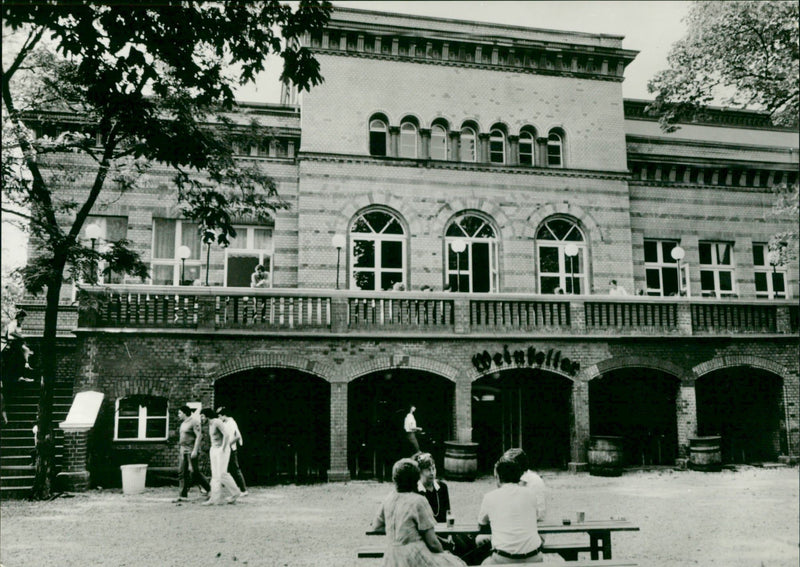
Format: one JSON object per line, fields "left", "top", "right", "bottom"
{"left": 472, "top": 345, "right": 580, "bottom": 376}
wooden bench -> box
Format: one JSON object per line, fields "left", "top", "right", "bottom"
{"left": 358, "top": 539, "right": 601, "bottom": 561}
{"left": 356, "top": 548, "right": 637, "bottom": 566}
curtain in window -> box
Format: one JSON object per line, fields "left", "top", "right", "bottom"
{"left": 181, "top": 222, "right": 200, "bottom": 259}
{"left": 153, "top": 218, "right": 176, "bottom": 259}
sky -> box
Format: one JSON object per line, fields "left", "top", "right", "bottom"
{"left": 1, "top": 1, "right": 692, "bottom": 273}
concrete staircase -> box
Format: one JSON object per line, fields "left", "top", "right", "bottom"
{"left": 1, "top": 381, "right": 73, "bottom": 499}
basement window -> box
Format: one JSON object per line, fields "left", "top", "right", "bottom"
{"left": 114, "top": 396, "right": 169, "bottom": 441}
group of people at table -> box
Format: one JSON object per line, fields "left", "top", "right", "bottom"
{"left": 371, "top": 448, "right": 547, "bottom": 566}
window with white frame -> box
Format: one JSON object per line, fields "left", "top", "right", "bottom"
{"left": 536, "top": 217, "right": 586, "bottom": 294}
{"left": 644, "top": 239, "right": 681, "bottom": 296}
{"left": 445, "top": 213, "right": 498, "bottom": 293}
{"left": 81, "top": 215, "right": 128, "bottom": 284}
{"left": 547, "top": 131, "right": 563, "bottom": 167}
{"left": 399, "top": 122, "right": 417, "bottom": 159}
{"left": 699, "top": 241, "right": 736, "bottom": 297}
{"left": 461, "top": 127, "right": 476, "bottom": 162}
{"left": 430, "top": 125, "right": 447, "bottom": 160}
{"left": 489, "top": 130, "right": 505, "bottom": 164}
{"left": 350, "top": 209, "right": 406, "bottom": 291}
{"left": 753, "top": 243, "right": 787, "bottom": 299}
{"left": 225, "top": 225, "right": 274, "bottom": 287}
{"left": 519, "top": 131, "right": 534, "bottom": 165}
{"left": 115, "top": 396, "right": 169, "bottom": 441}
{"left": 151, "top": 219, "right": 201, "bottom": 285}
{"left": 369, "top": 119, "right": 388, "bottom": 156}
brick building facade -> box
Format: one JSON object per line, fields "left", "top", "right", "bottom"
{"left": 6, "top": 7, "right": 798, "bottom": 492}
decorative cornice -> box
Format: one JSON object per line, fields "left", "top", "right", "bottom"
{"left": 623, "top": 99, "right": 796, "bottom": 132}
{"left": 626, "top": 135, "right": 799, "bottom": 156}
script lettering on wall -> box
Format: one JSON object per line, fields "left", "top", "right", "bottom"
{"left": 471, "top": 345, "right": 580, "bottom": 376}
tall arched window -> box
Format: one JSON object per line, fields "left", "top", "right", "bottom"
{"left": 399, "top": 122, "right": 417, "bottom": 158}
{"left": 536, "top": 217, "right": 586, "bottom": 294}
{"left": 430, "top": 124, "right": 447, "bottom": 160}
{"left": 489, "top": 129, "right": 505, "bottom": 164}
{"left": 350, "top": 209, "right": 406, "bottom": 291}
{"left": 445, "top": 213, "right": 498, "bottom": 293}
{"left": 547, "top": 131, "right": 563, "bottom": 167}
{"left": 519, "top": 131, "right": 534, "bottom": 165}
{"left": 461, "top": 127, "right": 476, "bottom": 162}
{"left": 369, "top": 119, "right": 388, "bottom": 156}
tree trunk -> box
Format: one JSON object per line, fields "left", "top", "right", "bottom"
{"left": 29, "top": 274, "right": 65, "bottom": 500}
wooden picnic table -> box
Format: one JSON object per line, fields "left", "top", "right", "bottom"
{"left": 367, "top": 519, "right": 639, "bottom": 561}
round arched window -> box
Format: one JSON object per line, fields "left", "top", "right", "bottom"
{"left": 536, "top": 217, "right": 586, "bottom": 294}
{"left": 350, "top": 209, "right": 406, "bottom": 291}
{"left": 445, "top": 213, "right": 498, "bottom": 293}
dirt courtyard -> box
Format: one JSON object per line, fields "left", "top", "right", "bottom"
{"left": 0, "top": 465, "right": 797, "bottom": 567}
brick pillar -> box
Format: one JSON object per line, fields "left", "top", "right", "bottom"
{"left": 419, "top": 128, "right": 431, "bottom": 160}
{"left": 676, "top": 302, "right": 693, "bottom": 334}
{"left": 478, "top": 133, "right": 490, "bottom": 163}
{"left": 455, "top": 370, "right": 472, "bottom": 442}
{"left": 507, "top": 135, "right": 519, "bottom": 166}
{"left": 388, "top": 126, "right": 400, "bottom": 158}
{"left": 776, "top": 306, "right": 792, "bottom": 334}
{"left": 453, "top": 298, "right": 470, "bottom": 334}
{"left": 569, "top": 301, "right": 585, "bottom": 332}
{"left": 57, "top": 428, "right": 91, "bottom": 491}
{"left": 569, "top": 380, "right": 589, "bottom": 472}
{"left": 535, "top": 137, "right": 548, "bottom": 167}
{"left": 330, "top": 296, "right": 349, "bottom": 333}
{"left": 328, "top": 380, "right": 350, "bottom": 482}
{"left": 197, "top": 295, "right": 216, "bottom": 330}
{"left": 449, "top": 131, "right": 460, "bottom": 162}
{"left": 677, "top": 385, "right": 697, "bottom": 458}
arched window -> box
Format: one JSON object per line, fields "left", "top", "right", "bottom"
{"left": 519, "top": 131, "right": 534, "bottom": 165}
{"left": 489, "top": 129, "right": 505, "bottom": 164}
{"left": 369, "top": 119, "right": 388, "bottom": 156}
{"left": 536, "top": 217, "right": 586, "bottom": 294}
{"left": 445, "top": 213, "right": 498, "bottom": 293}
{"left": 350, "top": 209, "right": 406, "bottom": 291}
{"left": 547, "top": 131, "right": 563, "bottom": 167}
{"left": 461, "top": 127, "right": 476, "bottom": 162}
{"left": 399, "top": 122, "right": 417, "bottom": 158}
{"left": 430, "top": 124, "right": 447, "bottom": 160}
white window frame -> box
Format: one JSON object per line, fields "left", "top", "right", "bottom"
{"left": 399, "top": 122, "right": 417, "bottom": 159}
{"left": 753, "top": 243, "right": 788, "bottom": 299}
{"left": 223, "top": 225, "right": 274, "bottom": 288}
{"left": 461, "top": 127, "right": 476, "bottom": 162}
{"left": 350, "top": 210, "right": 407, "bottom": 291}
{"left": 77, "top": 215, "right": 128, "bottom": 287}
{"left": 430, "top": 125, "right": 447, "bottom": 160}
{"left": 369, "top": 119, "right": 388, "bottom": 156}
{"left": 644, "top": 239, "right": 681, "bottom": 296}
{"left": 151, "top": 219, "right": 202, "bottom": 286}
{"left": 547, "top": 132, "right": 563, "bottom": 167}
{"left": 114, "top": 396, "right": 169, "bottom": 441}
{"left": 445, "top": 214, "right": 499, "bottom": 293}
{"left": 519, "top": 131, "right": 534, "bottom": 165}
{"left": 536, "top": 218, "right": 587, "bottom": 294}
{"left": 489, "top": 129, "right": 506, "bottom": 164}
{"left": 699, "top": 241, "right": 736, "bottom": 298}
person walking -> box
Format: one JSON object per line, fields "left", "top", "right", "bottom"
{"left": 199, "top": 408, "right": 242, "bottom": 505}
{"left": 404, "top": 405, "right": 423, "bottom": 454}
{"left": 175, "top": 405, "right": 211, "bottom": 502}
{"left": 216, "top": 406, "right": 248, "bottom": 496}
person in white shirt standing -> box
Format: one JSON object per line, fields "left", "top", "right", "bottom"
{"left": 503, "top": 448, "right": 546, "bottom": 522}
{"left": 404, "top": 404, "right": 423, "bottom": 454}
{"left": 216, "top": 406, "right": 248, "bottom": 496}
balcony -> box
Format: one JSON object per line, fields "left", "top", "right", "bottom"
{"left": 70, "top": 286, "right": 798, "bottom": 338}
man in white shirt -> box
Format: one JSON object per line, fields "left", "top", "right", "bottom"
{"left": 608, "top": 279, "right": 628, "bottom": 296}
{"left": 216, "top": 406, "right": 248, "bottom": 496}
{"left": 404, "top": 405, "right": 423, "bottom": 454}
{"left": 477, "top": 456, "right": 543, "bottom": 564}
{"left": 504, "top": 448, "right": 546, "bottom": 522}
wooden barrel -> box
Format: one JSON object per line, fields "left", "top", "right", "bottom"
{"left": 588, "top": 436, "right": 624, "bottom": 477}
{"left": 689, "top": 436, "right": 722, "bottom": 471}
{"left": 443, "top": 442, "right": 479, "bottom": 481}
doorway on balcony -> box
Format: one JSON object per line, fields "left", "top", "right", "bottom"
{"left": 472, "top": 368, "right": 572, "bottom": 474}
{"left": 696, "top": 367, "right": 784, "bottom": 463}
{"left": 214, "top": 368, "right": 330, "bottom": 485}
{"left": 589, "top": 368, "right": 679, "bottom": 466}
{"left": 348, "top": 369, "right": 454, "bottom": 480}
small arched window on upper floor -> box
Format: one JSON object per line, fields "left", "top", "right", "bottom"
{"left": 547, "top": 130, "right": 564, "bottom": 168}
{"left": 430, "top": 124, "right": 448, "bottom": 160}
{"left": 536, "top": 216, "right": 586, "bottom": 294}
{"left": 445, "top": 212, "right": 499, "bottom": 293}
{"left": 399, "top": 122, "right": 418, "bottom": 159}
{"left": 489, "top": 129, "right": 506, "bottom": 164}
{"left": 461, "top": 126, "right": 477, "bottom": 163}
{"left": 350, "top": 208, "right": 406, "bottom": 291}
{"left": 519, "top": 130, "right": 535, "bottom": 166}
{"left": 369, "top": 118, "right": 388, "bottom": 156}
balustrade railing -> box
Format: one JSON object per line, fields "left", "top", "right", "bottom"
{"left": 585, "top": 301, "right": 678, "bottom": 330}
{"left": 216, "top": 294, "right": 330, "bottom": 329}
{"left": 691, "top": 302, "right": 777, "bottom": 334}
{"left": 348, "top": 295, "right": 454, "bottom": 331}
{"left": 470, "top": 299, "right": 570, "bottom": 331}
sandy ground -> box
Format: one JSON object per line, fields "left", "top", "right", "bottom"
{"left": 0, "top": 466, "right": 797, "bottom": 567}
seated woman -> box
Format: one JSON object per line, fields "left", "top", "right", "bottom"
{"left": 372, "top": 458, "right": 467, "bottom": 567}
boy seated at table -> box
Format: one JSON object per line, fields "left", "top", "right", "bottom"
{"left": 476, "top": 456, "right": 543, "bottom": 564}
{"left": 503, "top": 448, "right": 546, "bottom": 522}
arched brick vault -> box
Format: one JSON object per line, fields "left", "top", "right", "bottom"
{"left": 693, "top": 355, "right": 793, "bottom": 383}
{"left": 326, "top": 190, "right": 425, "bottom": 237}
{"left": 210, "top": 353, "right": 338, "bottom": 384}
{"left": 522, "top": 202, "right": 605, "bottom": 244}
{"left": 345, "top": 355, "right": 459, "bottom": 384}
{"left": 468, "top": 365, "right": 579, "bottom": 383}
{"left": 583, "top": 356, "right": 693, "bottom": 385}
{"left": 433, "top": 200, "right": 513, "bottom": 240}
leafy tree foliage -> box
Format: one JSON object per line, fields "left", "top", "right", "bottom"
{"left": 647, "top": 1, "right": 799, "bottom": 132}
{"left": 2, "top": 1, "right": 330, "bottom": 499}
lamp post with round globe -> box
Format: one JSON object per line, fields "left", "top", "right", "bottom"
{"left": 177, "top": 245, "right": 192, "bottom": 285}
{"left": 85, "top": 223, "right": 103, "bottom": 284}
{"left": 564, "top": 243, "right": 579, "bottom": 294}
{"left": 670, "top": 245, "right": 685, "bottom": 295}
{"left": 450, "top": 239, "right": 467, "bottom": 292}
{"left": 331, "top": 234, "right": 345, "bottom": 289}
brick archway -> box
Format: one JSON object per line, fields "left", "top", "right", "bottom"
{"left": 468, "top": 365, "right": 579, "bottom": 383}
{"left": 210, "top": 354, "right": 337, "bottom": 383}
{"left": 432, "top": 199, "right": 514, "bottom": 240}
{"left": 346, "top": 355, "right": 459, "bottom": 383}
{"left": 693, "top": 355, "right": 792, "bottom": 383}
{"left": 584, "top": 355, "right": 691, "bottom": 384}
{"left": 522, "top": 202, "right": 604, "bottom": 244}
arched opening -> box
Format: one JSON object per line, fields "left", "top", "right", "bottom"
{"left": 348, "top": 369, "right": 455, "bottom": 480}
{"left": 215, "top": 368, "right": 330, "bottom": 484}
{"left": 472, "top": 368, "right": 572, "bottom": 473}
{"left": 589, "top": 368, "right": 679, "bottom": 466}
{"left": 696, "top": 367, "right": 784, "bottom": 463}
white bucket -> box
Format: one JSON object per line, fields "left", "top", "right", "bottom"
{"left": 120, "top": 464, "right": 148, "bottom": 495}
